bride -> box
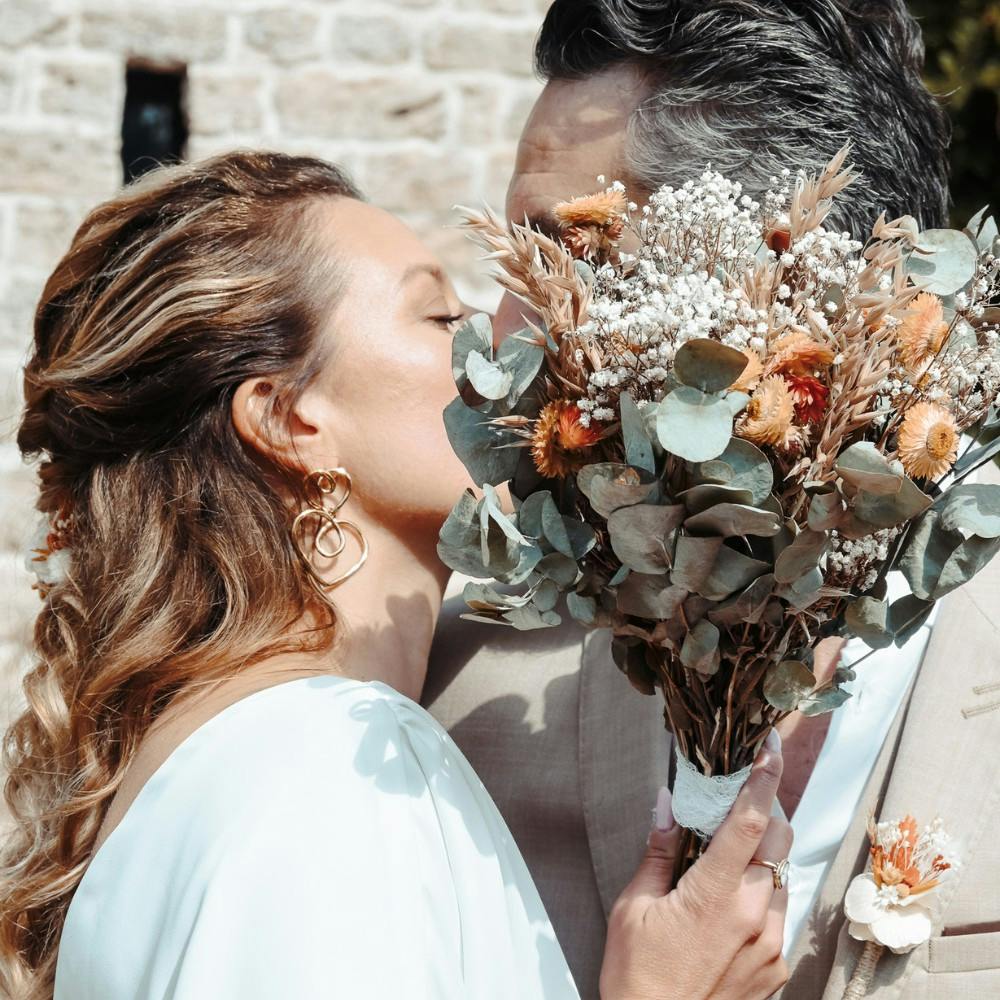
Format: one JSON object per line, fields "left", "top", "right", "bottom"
{"left": 0, "top": 151, "right": 792, "bottom": 1000}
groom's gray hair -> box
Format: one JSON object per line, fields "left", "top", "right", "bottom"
{"left": 535, "top": 0, "right": 951, "bottom": 237}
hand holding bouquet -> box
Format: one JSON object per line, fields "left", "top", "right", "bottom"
{"left": 438, "top": 147, "right": 1000, "bottom": 863}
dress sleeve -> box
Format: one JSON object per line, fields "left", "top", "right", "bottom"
{"left": 163, "top": 696, "right": 467, "bottom": 1000}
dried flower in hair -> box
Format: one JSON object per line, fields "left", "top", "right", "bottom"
{"left": 737, "top": 375, "right": 801, "bottom": 449}
{"left": 785, "top": 374, "right": 830, "bottom": 424}
{"left": 897, "top": 401, "right": 959, "bottom": 480}
{"left": 767, "top": 330, "right": 836, "bottom": 376}
{"left": 531, "top": 400, "right": 602, "bottom": 478}
{"left": 553, "top": 189, "right": 627, "bottom": 228}
{"left": 896, "top": 292, "right": 949, "bottom": 374}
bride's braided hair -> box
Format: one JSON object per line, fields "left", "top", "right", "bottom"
{"left": 1, "top": 151, "right": 360, "bottom": 998}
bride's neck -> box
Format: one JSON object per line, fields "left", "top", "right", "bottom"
{"left": 312, "top": 515, "right": 450, "bottom": 701}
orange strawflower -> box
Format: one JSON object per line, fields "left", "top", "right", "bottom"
{"left": 897, "top": 401, "right": 959, "bottom": 481}
{"left": 553, "top": 189, "right": 627, "bottom": 228}
{"left": 896, "top": 292, "right": 949, "bottom": 374}
{"left": 784, "top": 374, "right": 830, "bottom": 424}
{"left": 767, "top": 330, "right": 836, "bottom": 377}
{"left": 531, "top": 401, "right": 602, "bottom": 478}
{"left": 736, "top": 375, "right": 801, "bottom": 449}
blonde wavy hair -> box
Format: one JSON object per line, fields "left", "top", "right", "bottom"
{"left": 0, "top": 151, "right": 360, "bottom": 998}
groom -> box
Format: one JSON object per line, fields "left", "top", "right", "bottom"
{"left": 424, "top": 2, "right": 1000, "bottom": 998}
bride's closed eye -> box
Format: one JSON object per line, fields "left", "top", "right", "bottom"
{"left": 431, "top": 312, "right": 466, "bottom": 333}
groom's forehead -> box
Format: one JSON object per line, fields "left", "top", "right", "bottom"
{"left": 505, "top": 67, "right": 650, "bottom": 231}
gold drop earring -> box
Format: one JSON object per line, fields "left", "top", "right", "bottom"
{"left": 291, "top": 468, "right": 369, "bottom": 595}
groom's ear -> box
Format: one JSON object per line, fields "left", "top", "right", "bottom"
{"left": 232, "top": 376, "right": 338, "bottom": 474}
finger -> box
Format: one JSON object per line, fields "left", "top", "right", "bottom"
{"left": 617, "top": 786, "right": 681, "bottom": 902}
{"left": 743, "top": 816, "right": 794, "bottom": 903}
{"left": 699, "top": 731, "right": 784, "bottom": 888}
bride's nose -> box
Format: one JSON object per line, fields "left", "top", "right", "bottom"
{"left": 491, "top": 292, "right": 542, "bottom": 350}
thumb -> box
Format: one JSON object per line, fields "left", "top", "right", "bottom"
{"left": 618, "top": 786, "right": 681, "bottom": 903}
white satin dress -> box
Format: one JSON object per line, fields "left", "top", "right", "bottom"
{"left": 53, "top": 675, "right": 580, "bottom": 1000}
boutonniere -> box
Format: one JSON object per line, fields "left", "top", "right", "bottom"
{"left": 842, "top": 814, "right": 959, "bottom": 999}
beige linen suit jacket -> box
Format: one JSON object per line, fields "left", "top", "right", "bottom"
{"left": 423, "top": 472, "right": 1000, "bottom": 1000}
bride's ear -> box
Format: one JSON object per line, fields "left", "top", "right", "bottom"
{"left": 231, "top": 377, "right": 336, "bottom": 473}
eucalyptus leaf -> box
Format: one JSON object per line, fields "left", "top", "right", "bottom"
{"left": 466, "top": 350, "right": 514, "bottom": 400}
{"left": 671, "top": 535, "right": 724, "bottom": 592}
{"left": 935, "top": 535, "right": 1000, "bottom": 599}
{"left": 496, "top": 331, "right": 545, "bottom": 408}
{"left": 908, "top": 228, "right": 979, "bottom": 296}
{"left": 533, "top": 578, "right": 561, "bottom": 612}
{"left": 835, "top": 442, "right": 904, "bottom": 496}
{"left": 937, "top": 484, "right": 1000, "bottom": 539}
{"left": 898, "top": 508, "right": 965, "bottom": 601}
{"left": 776, "top": 566, "right": 825, "bottom": 610}
{"left": 695, "top": 439, "right": 774, "bottom": 505}
{"left": 697, "top": 546, "right": 771, "bottom": 601}
{"left": 808, "top": 485, "right": 846, "bottom": 531}
{"left": 617, "top": 574, "right": 688, "bottom": 619}
{"left": 680, "top": 619, "right": 721, "bottom": 675}
{"left": 953, "top": 436, "right": 1000, "bottom": 477}
{"left": 504, "top": 605, "right": 562, "bottom": 630}
{"left": 656, "top": 386, "right": 734, "bottom": 462}
{"left": 726, "top": 391, "right": 751, "bottom": 417}
{"left": 535, "top": 551, "right": 581, "bottom": 587}
{"left": 608, "top": 504, "right": 686, "bottom": 574}
{"left": 798, "top": 687, "right": 852, "bottom": 717}
{"left": 463, "top": 582, "right": 532, "bottom": 612}
{"left": 677, "top": 483, "right": 755, "bottom": 515}
{"left": 578, "top": 463, "right": 658, "bottom": 517}
{"left": 567, "top": 591, "right": 599, "bottom": 625}
{"left": 674, "top": 338, "right": 749, "bottom": 394}
{"left": 611, "top": 636, "right": 658, "bottom": 696}
{"left": 853, "top": 476, "right": 932, "bottom": 530}
{"left": 451, "top": 313, "right": 493, "bottom": 390}
{"left": 539, "top": 493, "right": 574, "bottom": 557}
{"left": 887, "top": 593, "right": 935, "bottom": 647}
{"left": 708, "top": 573, "right": 776, "bottom": 626}
{"left": 684, "top": 502, "right": 782, "bottom": 538}
{"left": 443, "top": 397, "right": 521, "bottom": 486}
{"left": 439, "top": 489, "right": 480, "bottom": 549}
{"left": 764, "top": 659, "right": 815, "bottom": 712}
{"left": 774, "top": 529, "right": 829, "bottom": 584}
{"left": 844, "top": 596, "right": 894, "bottom": 650}
{"left": 620, "top": 392, "right": 656, "bottom": 474}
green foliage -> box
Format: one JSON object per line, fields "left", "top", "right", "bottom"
{"left": 910, "top": 0, "right": 1000, "bottom": 224}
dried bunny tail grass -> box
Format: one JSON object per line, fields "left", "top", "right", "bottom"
{"left": 807, "top": 323, "right": 898, "bottom": 482}
{"left": 788, "top": 144, "right": 860, "bottom": 240}
{"left": 458, "top": 204, "right": 591, "bottom": 339}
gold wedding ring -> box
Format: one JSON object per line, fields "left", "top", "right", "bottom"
{"left": 749, "top": 858, "right": 790, "bottom": 890}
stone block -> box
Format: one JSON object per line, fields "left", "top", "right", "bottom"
{"left": 187, "top": 70, "right": 265, "bottom": 135}
{"left": 14, "top": 200, "right": 89, "bottom": 274}
{"left": 0, "top": 132, "right": 119, "bottom": 200}
{"left": 423, "top": 19, "right": 535, "bottom": 75}
{"left": 38, "top": 60, "right": 122, "bottom": 123}
{"left": 243, "top": 8, "right": 324, "bottom": 66}
{"left": 275, "top": 72, "right": 446, "bottom": 141}
{"left": 333, "top": 13, "right": 413, "bottom": 65}
{"left": 80, "top": 8, "right": 227, "bottom": 64}
{"left": 0, "top": 0, "right": 71, "bottom": 49}
{"left": 362, "top": 148, "right": 478, "bottom": 217}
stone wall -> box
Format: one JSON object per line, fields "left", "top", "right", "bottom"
{"left": 0, "top": 0, "right": 546, "bottom": 728}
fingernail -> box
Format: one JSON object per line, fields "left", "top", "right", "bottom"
{"left": 765, "top": 728, "right": 782, "bottom": 754}
{"left": 654, "top": 785, "right": 675, "bottom": 831}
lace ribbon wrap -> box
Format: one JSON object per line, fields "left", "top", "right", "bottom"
{"left": 671, "top": 745, "right": 753, "bottom": 839}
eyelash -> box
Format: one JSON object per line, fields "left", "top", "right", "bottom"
{"left": 433, "top": 314, "right": 465, "bottom": 331}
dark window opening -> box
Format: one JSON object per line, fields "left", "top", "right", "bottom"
{"left": 121, "top": 64, "right": 188, "bottom": 184}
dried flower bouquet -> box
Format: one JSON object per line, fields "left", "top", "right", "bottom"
{"left": 437, "top": 147, "right": 1000, "bottom": 862}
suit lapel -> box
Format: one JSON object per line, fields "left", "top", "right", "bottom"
{"left": 578, "top": 629, "right": 672, "bottom": 915}
{"left": 815, "top": 510, "right": 1000, "bottom": 996}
